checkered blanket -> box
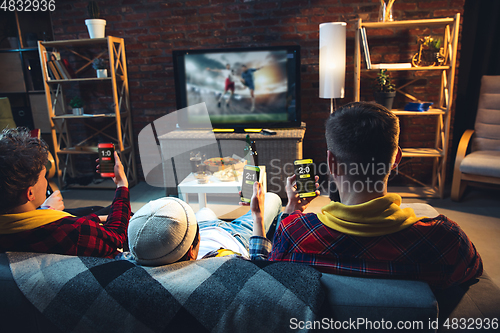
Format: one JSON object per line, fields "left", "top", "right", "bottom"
{"left": 6, "top": 252, "right": 324, "bottom": 333}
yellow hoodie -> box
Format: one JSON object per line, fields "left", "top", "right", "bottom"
{"left": 0, "top": 209, "right": 74, "bottom": 234}
{"left": 316, "top": 193, "right": 423, "bottom": 237}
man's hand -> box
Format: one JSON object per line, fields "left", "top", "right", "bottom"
{"left": 250, "top": 182, "right": 266, "bottom": 238}
{"left": 96, "top": 151, "right": 128, "bottom": 188}
{"left": 41, "top": 190, "right": 64, "bottom": 210}
{"left": 284, "top": 174, "right": 320, "bottom": 214}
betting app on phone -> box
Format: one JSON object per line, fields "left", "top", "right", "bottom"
{"left": 98, "top": 143, "right": 115, "bottom": 177}
{"left": 240, "top": 165, "right": 261, "bottom": 203}
{"left": 294, "top": 159, "right": 316, "bottom": 198}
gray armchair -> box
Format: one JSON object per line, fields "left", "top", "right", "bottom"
{"left": 451, "top": 75, "right": 500, "bottom": 201}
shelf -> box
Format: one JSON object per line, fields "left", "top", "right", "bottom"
{"left": 39, "top": 36, "right": 137, "bottom": 189}
{"left": 0, "top": 47, "right": 39, "bottom": 52}
{"left": 52, "top": 113, "right": 117, "bottom": 119}
{"left": 41, "top": 37, "right": 120, "bottom": 48}
{"left": 59, "top": 147, "right": 99, "bottom": 154}
{"left": 392, "top": 108, "right": 446, "bottom": 116}
{"left": 362, "top": 66, "right": 450, "bottom": 72}
{"left": 401, "top": 148, "right": 443, "bottom": 158}
{"left": 362, "top": 18, "right": 455, "bottom": 29}
{"left": 354, "top": 15, "right": 460, "bottom": 198}
{"left": 46, "top": 77, "right": 116, "bottom": 84}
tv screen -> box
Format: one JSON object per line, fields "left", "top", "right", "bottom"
{"left": 173, "top": 45, "right": 301, "bottom": 130}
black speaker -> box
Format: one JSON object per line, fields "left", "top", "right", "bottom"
{"left": 11, "top": 105, "right": 34, "bottom": 129}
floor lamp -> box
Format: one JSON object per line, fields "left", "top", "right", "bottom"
{"left": 319, "top": 22, "right": 347, "bottom": 113}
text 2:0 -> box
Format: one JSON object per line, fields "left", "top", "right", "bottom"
{"left": 1, "top": 0, "right": 56, "bottom": 12}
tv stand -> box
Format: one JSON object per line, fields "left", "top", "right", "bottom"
{"left": 158, "top": 123, "right": 306, "bottom": 199}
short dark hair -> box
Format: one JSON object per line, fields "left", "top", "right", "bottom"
{"left": 0, "top": 127, "right": 49, "bottom": 213}
{"left": 325, "top": 102, "right": 399, "bottom": 181}
{"left": 176, "top": 224, "right": 200, "bottom": 263}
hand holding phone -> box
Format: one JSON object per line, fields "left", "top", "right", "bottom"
{"left": 98, "top": 143, "right": 115, "bottom": 177}
{"left": 240, "top": 165, "right": 261, "bottom": 203}
{"left": 294, "top": 159, "right": 316, "bottom": 198}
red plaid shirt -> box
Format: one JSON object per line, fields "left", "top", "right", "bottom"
{"left": 269, "top": 212, "right": 483, "bottom": 289}
{"left": 0, "top": 187, "right": 130, "bottom": 258}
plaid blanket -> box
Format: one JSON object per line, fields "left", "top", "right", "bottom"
{"left": 6, "top": 252, "right": 324, "bottom": 333}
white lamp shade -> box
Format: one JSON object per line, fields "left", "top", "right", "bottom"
{"left": 319, "top": 22, "right": 347, "bottom": 99}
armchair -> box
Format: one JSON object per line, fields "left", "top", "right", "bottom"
{"left": 451, "top": 75, "right": 500, "bottom": 201}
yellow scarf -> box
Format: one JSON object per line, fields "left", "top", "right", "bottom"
{"left": 316, "top": 193, "right": 423, "bottom": 237}
{"left": 0, "top": 209, "right": 74, "bottom": 235}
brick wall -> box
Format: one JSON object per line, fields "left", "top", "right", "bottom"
{"left": 50, "top": 0, "right": 465, "bottom": 184}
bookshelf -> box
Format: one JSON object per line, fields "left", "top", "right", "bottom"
{"left": 354, "top": 15, "right": 460, "bottom": 198}
{"left": 38, "top": 37, "right": 137, "bottom": 189}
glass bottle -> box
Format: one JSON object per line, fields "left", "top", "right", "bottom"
{"left": 244, "top": 135, "right": 259, "bottom": 166}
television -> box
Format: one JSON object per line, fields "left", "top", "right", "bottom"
{"left": 173, "top": 45, "right": 301, "bottom": 131}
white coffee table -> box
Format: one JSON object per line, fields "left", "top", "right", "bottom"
{"left": 177, "top": 167, "right": 266, "bottom": 208}
{"left": 177, "top": 173, "right": 241, "bottom": 208}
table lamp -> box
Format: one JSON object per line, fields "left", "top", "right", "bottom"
{"left": 319, "top": 22, "right": 347, "bottom": 113}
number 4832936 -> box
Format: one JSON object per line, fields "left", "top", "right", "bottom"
{"left": 1, "top": 0, "right": 56, "bottom": 12}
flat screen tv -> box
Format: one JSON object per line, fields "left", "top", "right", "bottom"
{"left": 173, "top": 45, "right": 301, "bottom": 131}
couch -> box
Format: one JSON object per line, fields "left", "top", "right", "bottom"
{"left": 2, "top": 203, "right": 500, "bottom": 332}
{"left": 1, "top": 251, "right": 499, "bottom": 333}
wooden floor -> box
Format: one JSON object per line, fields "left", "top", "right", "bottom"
{"left": 61, "top": 181, "right": 500, "bottom": 289}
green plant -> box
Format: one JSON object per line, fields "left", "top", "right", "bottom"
{"left": 421, "top": 36, "right": 442, "bottom": 51}
{"left": 87, "top": 1, "right": 100, "bottom": 19}
{"left": 92, "top": 58, "right": 106, "bottom": 70}
{"left": 374, "top": 69, "right": 395, "bottom": 93}
{"left": 69, "top": 97, "right": 84, "bottom": 108}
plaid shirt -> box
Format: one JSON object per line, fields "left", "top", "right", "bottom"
{"left": 257, "top": 212, "right": 482, "bottom": 289}
{"left": 0, "top": 187, "right": 130, "bottom": 258}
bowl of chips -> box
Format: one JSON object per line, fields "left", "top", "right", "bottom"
{"left": 194, "top": 171, "right": 212, "bottom": 184}
{"left": 204, "top": 156, "right": 242, "bottom": 172}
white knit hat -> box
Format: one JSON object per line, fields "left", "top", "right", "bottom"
{"left": 128, "top": 197, "right": 197, "bottom": 266}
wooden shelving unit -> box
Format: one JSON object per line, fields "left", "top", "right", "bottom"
{"left": 38, "top": 37, "right": 137, "bottom": 188}
{"left": 354, "top": 14, "right": 460, "bottom": 198}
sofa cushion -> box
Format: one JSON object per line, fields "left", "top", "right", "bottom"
{"left": 2, "top": 252, "right": 324, "bottom": 333}
{"left": 460, "top": 150, "right": 500, "bottom": 178}
{"left": 320, "top": 274, "right": 437, "bottom": 332}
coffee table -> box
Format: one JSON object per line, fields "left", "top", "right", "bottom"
{"left": 177, "top": 173, "right": 241, "bottom": 208}
{"left": 177, "top": 167, "right": 266, "bottom": 208}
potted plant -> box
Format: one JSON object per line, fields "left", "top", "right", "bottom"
{"left": 421, "top": 36, "right": 442, "bottom": 63}
{"left": 374, "top": 69, "right": 396, "bottom": 110}
{"left": 85, "top": 1, "right": 106, "bottom": 39}
{"left": 69, "top": 97, "right": 84, "bottom": 115}
{"left": 93, "top": 58, "right": 107, "bottom": 78}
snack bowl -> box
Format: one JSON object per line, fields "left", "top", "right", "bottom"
{"left": 194, "top": 171, "right": 212, "bottom": 184}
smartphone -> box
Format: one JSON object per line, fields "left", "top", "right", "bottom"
{"left": 240, "top": 165, "right": 261, "bottom": 203}
{"left": 98, "top": 143, "right": 115, "bottom": 177}
{"left": 294, "top": 159, "right": 316, "bottom": 198}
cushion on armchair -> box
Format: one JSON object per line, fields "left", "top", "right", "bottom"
{"left": 460, "top": 150, "right": 500, "bottom": 178}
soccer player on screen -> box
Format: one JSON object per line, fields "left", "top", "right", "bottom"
{"left": 240, "top": 65, "right": 262, "bottom": 112}
{"left": 206, "top": 64, "right": 235, "bottom": 108}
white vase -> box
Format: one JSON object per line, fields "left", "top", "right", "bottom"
{"left": 72, "top": 108, "right": 84, "bottom": 116}
{"left": 96, "top": 69, "right": 107, "bottom": 78}
{"left": 85, "top": 19, "right": 106, "bottom": 39}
